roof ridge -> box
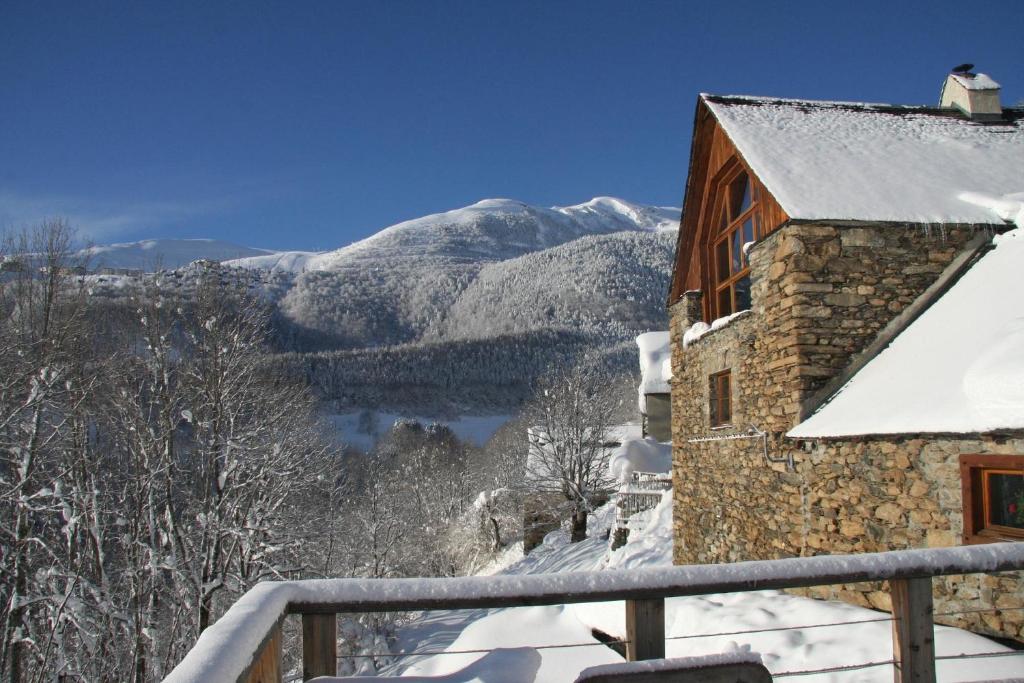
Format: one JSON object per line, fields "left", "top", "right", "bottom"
{"left": 701, "top": 93, "right": 1024, "bottom": 120}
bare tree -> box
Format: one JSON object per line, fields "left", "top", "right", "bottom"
{"left": 0, "top": 221, "right": 95, "bottom": 683}
{"left": 155, "top": 276, "right": 333, "bottom": 635}
{"left": 522, "top": 359, "right": 623, "bottom": 542}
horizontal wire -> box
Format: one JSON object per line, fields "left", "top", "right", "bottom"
{"left": 335, "top": 615, "right": 894, "bottom": 659}
{"left": 335, "top": 638, "right": 630, "bottom": 659}
{"left": 935, "top": 605, "right": 1024, "bottom": 617}
{"left": 935, "top": 650, "right": 1024, "bottom": 661}
{"left": 330, "top": 612, "right": 1023, "bottom": 664}
{"left": 665, "top": 615, "right": 893, "bottom": 641}
{"left": 774, "top": 659, "right": 895, "bottom": 677}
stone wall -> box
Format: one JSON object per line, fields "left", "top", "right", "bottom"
{"left": 669, "top": 222, "right": 1024, "bottom": 641}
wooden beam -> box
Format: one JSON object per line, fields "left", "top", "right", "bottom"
{"left": 890, "top": 577, "right": 936, "bottom": 683}
{"left": 576, "top": 659, "right": 773, "bottom": 683}
{"left": 625, "top": 598, "right": 665, "bottom": 661}
{"left": 302, "top": 613, "right": 337, "bottom": 681}
{"left": 244, "top": 621, "right": 282, "bottom": 683}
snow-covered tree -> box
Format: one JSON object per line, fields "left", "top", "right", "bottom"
{"left": 523, "top": 359, "right": 623, "bottom": 542}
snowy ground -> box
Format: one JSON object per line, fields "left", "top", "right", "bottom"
{"left": 376, "top": 495, "right": 1024, "bottom": 682}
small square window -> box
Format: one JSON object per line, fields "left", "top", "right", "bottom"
{"left": 960, "top": 454, "right": 1024, "bottom": 544}
{"left": 709, "top": 370, "right": 732, "bottom": 427}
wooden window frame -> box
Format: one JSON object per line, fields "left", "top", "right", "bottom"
{"left": 707, "top": 162, "right": 762, "bottom": 320}
{"left": 709, "top": 369, "right": 732, "bottom": 428}
{"left": 960, "top": 454, "right": 1024, "bottom": 544}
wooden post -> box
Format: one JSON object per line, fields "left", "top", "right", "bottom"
{"left": 302, "top": 613, "right": 337, "bottom": 680}
{"left": 625, "top": 598, "right": 665, "bottom": 661}
{"left": 245, "top": 622, "right": 282, "bottom": 683}
{"left": 890, "top": 577, "right": 936, "bottom": 683}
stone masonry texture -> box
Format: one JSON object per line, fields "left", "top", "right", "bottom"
{"left": 670, "top": 223, "right": 1024, "bottom": 641}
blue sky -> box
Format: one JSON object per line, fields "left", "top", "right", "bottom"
{"left": 1, "top": 1, "right": 1021, "bottom": 250}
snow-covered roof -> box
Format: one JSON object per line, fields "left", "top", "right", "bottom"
{"left": 948, "top": 72, "right": 1000, "bottom": 92}
{"left": 636, "top": 331, "right": 671, "bottom": 413}
{"left": 608, "top": 437, "right": 672, "bottom": 483}
{"left": 790, "top": 196, "right": 1024, "bottom": 438}
{"left": 703, "top": 94, "right": 1024, "bottom": 225}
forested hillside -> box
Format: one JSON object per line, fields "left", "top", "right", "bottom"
{"left": 426, "top": 231, "right": 677, "bottom": 342}
{"left": 268, "top": 331, "right": 639, "bottom": 411}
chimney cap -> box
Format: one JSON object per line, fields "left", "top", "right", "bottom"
{"left": 949, "top": 72, "right": 1001, "bottom": 91}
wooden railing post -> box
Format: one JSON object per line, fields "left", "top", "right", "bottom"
{"left": 245, "top": 621, "right": 282, "bottom": 683}
{"left": 302, "top": 613, "right": 337, "bottom": 681}
{"left": 890, "top": 577, "right": 936, "bottom": 683}
{"left": 625, "top": 598, "right": 664, "bottom": 661}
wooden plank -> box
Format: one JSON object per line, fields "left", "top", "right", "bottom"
{"left": 283, "top": 542, "right": 1024, "bottom": 614}
{"left": 625, "top": 598, "right": 665, "bottom": 661}
{"left": 576, "top": 659, "right": 772, "bottom": 683}
{"left": 890, "top": 577, "right": 936, "bottom": 683}
{"left": 302, "top": 613, "right": 337, "bottom": 680}
{"left": 244, "top": 622, "right": 282, "bottom": 683}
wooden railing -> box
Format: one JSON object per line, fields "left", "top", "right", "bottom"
{"left": 163, "top": 542, "right": 1024, "bottom": 683}
{"left": 616, "top": 471, "right": 671, "bottom": 522}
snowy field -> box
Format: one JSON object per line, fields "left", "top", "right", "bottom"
{"left": 380, "top": 495, "right": 1024, "bottom": 682}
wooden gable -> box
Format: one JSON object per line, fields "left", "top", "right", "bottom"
{"left": 668, "top": 97, "right": 789, "bottom": 321}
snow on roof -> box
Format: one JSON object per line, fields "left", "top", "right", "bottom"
{"left": 790, "top": 198, "right": 1024, "bottom": 438}
{"left": 703, "top": 94, "right": 1024, "bottom": 225}
{"left": 608, "top": 437, "right": 672, "bottom": 483}
{"left": 636, "top": 331, "right": 671, "bottom": 413}
{"left": 950, "top": 72, "right": 1000, "bottom": 91}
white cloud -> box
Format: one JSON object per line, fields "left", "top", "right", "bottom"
{"left": 0, "top": 190, "right": 229, "bottom": 243}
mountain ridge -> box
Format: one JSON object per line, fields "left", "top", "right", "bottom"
{"left": 226, "top": 196, "right": 679, "bottom": 273}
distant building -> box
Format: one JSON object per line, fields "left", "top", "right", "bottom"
{"left": 636, "top": 331, "right": 672, "bottom": 442}
{"left": 667, "top": 69, "right": 1024, "bottom": 640}
{"left": 0, "top": 257, "right": 25, "bottom": 273}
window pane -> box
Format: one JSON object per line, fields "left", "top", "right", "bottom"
{"left": 735, "top": 275, "right": 751, "bottom": 311}
{"left": 731, "top": 232, "right": 742, "bottom": 274}
{"left": 718, "top": 205, "right": 729, "bottom": 233}
{"left": 729, "top": 173, "right": 750, "bottom": 219}
{"left": 987, "top": 472, "right": 1024, "bottom": 529}
{"left": 718, "top": 288, "right": 732, "bottom": 316}
{"left": 720, "top": 374, "right": 731, "bottom": 423}
{"left": 742, "top": 218, "right": 755, "bottom": 259}
{"left": 716, "top": 239, "right": 730, "bottom": 283}
{"left": 709, "top": 377, "right": 719, "bottom": 425}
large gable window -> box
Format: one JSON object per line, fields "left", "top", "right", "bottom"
{"left": 708, "top": 165, "right": 761, "bottom": 319}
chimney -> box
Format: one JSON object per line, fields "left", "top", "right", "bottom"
{"left": 939, "top": 68, "right": 1003, "bottom": 121}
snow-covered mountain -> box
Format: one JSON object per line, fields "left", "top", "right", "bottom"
{"left": 82, "top": 197, "right": 680, "bottom": 354}
{"left": 232, "top": 197, "right": 679, "bottom": 348}
{"left": 226, "top": 197, "right": 678, "bottom": 274}
{"left": 79, "top": 238, "right": 273, "bottom": 271}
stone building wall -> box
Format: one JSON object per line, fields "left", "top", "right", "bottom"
{"left": 669, "top": 221, "right": 1024, "bottom": 641}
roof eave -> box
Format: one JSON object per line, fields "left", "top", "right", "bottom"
{"left": 666, "top": 95, "right": 712, "bottom": 307}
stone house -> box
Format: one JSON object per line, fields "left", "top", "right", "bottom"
{"left": 667, "top": 70, "right": 1024, "bottom": 640}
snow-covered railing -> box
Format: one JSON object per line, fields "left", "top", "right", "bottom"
{"left": 164, "top": 542, "right": 1024, "bottom": 683}
{"left": 615, "top": 471, "right": 671, "bottom": 536}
